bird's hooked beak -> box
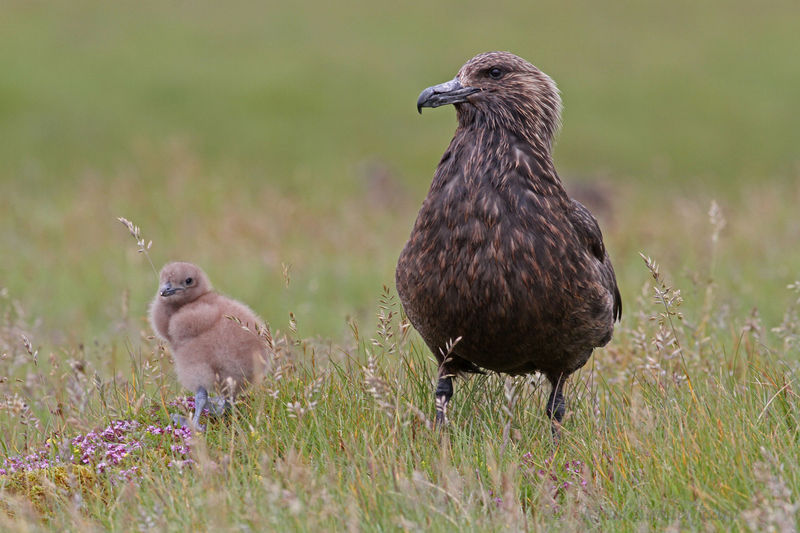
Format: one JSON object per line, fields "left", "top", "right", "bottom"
{"left": 417, "top": 77, "right": 481, "bottom": 114}
{"left": 159, "top": 282, "right": 184, "bottom": 297}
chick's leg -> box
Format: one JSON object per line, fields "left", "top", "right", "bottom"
{"left": 207, "top": 395, "right": 231, "bottom": 417}
{"left": 191, "top": 386, "right": 208, "bottom": 431}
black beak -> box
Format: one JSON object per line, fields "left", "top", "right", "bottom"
{"left": 160, "top": 282, "right": 182, "bottom": 297}
{"left": 417, "top": 77, "right": 481, "bottom": 114}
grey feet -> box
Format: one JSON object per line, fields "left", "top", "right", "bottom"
{"left": 170, "top": 413, "right": 205, "bottom": 432}
{"left": 191, "top": 386, "right": 209, "bottom": 428}
{"left": 206, "top": 395, "right": 229, "bottom": 416}
{"left": 171, "top": 387, "right": 231, "bottom": 432}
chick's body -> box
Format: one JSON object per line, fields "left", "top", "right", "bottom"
{"left": 150, "top": 290, "right": 264, "bottom": 395}
{"left": 149, "top": 262, "right": 267, "bottom": 426}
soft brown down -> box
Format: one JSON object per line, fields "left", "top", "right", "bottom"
{"left": 149, "top": 262, "right": 268, "bottom": 396}
{"left": 396, "top": 51, "right": 621, "bottom": 386}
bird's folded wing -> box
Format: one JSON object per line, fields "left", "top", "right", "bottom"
{"left": 567, "top": 199, "right": 622, "bottom": 321}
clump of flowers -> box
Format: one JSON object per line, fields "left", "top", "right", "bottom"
{"left": 0, "top": 445, "right": 53, "bottom": 475}
{"left": 521, "top": 453, "right": 591, "bottom": 507}
{"left": 1, "top": 418, "right": 195, "bottom": 482}
{"left": 71, "top": 419, "right": 143, "bottom": 473}
{"left": 168, "top": 395, "right": 210, "bottom": 414}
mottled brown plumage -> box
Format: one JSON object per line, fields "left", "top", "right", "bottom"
{"left": 396, "top": 51, "right": 621, "bottom": 429}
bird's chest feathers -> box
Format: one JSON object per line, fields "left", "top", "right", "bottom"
{"left": 424, "top": 171, "right": 554, "bottom": 257}
{"left": 412, "top": 145, "right": 574, "bottom": 302}
{"left": 167, "top": 299, "right": 223, "bottom": 345}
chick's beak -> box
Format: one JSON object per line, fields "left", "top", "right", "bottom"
{"left": 160, "top": 282, "right": 182, "bottom": 297}
{"left": 417, "top": 77, "right": 481, "bottom": 113}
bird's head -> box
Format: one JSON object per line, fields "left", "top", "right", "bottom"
{"left": 417, "top": 51, "right": 562, "bottom": 148}
{"left": 157, "top": 262, "right": 212, "bottom": 305}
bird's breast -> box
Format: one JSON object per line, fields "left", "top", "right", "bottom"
{"left": 400, "top": 180, "right": 583, "bottom": 317}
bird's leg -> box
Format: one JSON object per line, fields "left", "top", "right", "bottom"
{"left": 434, "top": 375, "right": 453, "bottom": 427}
{"left": 170, "top": 387, "right": 210, "bottom": 431}
{"left": 190, "top": 386, "right": 209, "bottom": 432}
{"left": 546, "top": 375, "right": 566, "bottom": 439}
{"left": 206, "top": 395, "right": 231, "bottom": 417}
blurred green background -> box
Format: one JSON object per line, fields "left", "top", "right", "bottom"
{"left": 1, "top": 0, "right": 799, "bottom": 344}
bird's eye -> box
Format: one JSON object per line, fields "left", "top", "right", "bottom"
{"left": 185, "top": 277, "right": 193, "bottom": 285}
{"left": 488, "top": 67, "right": 503, "bottom": 80}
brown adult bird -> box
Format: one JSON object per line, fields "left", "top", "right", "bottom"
{"left": 396, "top": 51, "right": 621, "bottom": 431}
{"left": 149, "top": 262, "right": 269, "bottom": 430}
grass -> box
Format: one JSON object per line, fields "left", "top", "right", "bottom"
{"left": 2, "top": 0, "right": 800, "bottom": 529}
{"left": 1, "top": 259, "right": 799, "bottom": 530}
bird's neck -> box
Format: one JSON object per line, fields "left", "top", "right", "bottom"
{"left": 449, "top": 122, "right": 566, "bottom": 199}
{"left": 456, "top": 106, "right": 555, "bottom": 157}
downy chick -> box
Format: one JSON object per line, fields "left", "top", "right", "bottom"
{"left": 149, "top": 262, "right": 268, "bottom": 429}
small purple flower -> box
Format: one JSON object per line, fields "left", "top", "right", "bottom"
{"left": 170, "top": 444, "right": 190, "bottom": 455}
{"left": 167, "top": 458, "right": 194, "bottom": 470}
{"left": 1, "top": 418, "right": 196, "bottom": 479}
{"left": 521, "top": 453, "right": 591, "bottom": 501}
{"left": 113, "top": 466, "right": 140, "bottom": 485}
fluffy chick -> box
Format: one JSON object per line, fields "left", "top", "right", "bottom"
{"left": 149, "top": 262, "right": 268, "bottom": 429}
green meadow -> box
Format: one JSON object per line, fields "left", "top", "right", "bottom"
{"left": 1, "top": 0, "right": 799, "bottom": 530}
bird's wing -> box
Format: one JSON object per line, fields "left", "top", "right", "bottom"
{"left": 567, "top": 199, "right": 622, "bottom": 321}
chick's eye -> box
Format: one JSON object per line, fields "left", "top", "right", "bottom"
{"left": 488, "top": 67, "right": 503, "bottom": 80}
{"left": 185, "top": 277, "right": 193, "bottom": 285}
